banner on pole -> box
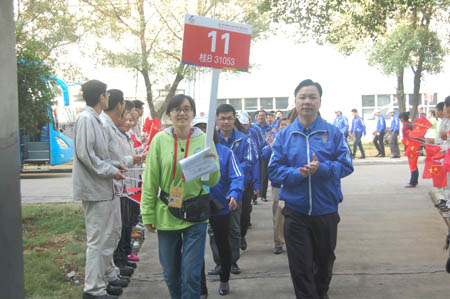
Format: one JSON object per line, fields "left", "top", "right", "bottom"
{"left": 181, "top": 14, "right": 252, "bottom": 71}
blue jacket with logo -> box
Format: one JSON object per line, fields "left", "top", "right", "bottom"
{"left": 333, "top": 115, "right": 349, "bottom": 135}
{"left": 219, "top": 128, "right": 255, "bottom": 185}
{"left": 390, "top": 113, "right": 400, "bottom": 133}
{"left": 376, "top": 114, "right": 386, "bottom": 133}
{"left": 210, "top": 143, "right": 244, "bottom": 216}
{"left": 268, "top": 116, "right": 354, "bottom": 216}
{"left": 350, "top": 116, "right": 366, "bottom": 136}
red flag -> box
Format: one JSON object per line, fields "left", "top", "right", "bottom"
{"left": 431, "top": 164, "right": 447, "bottom": 188}
{"left": 142, "top": 117, "right": 152, "bottom": 134}
{"left": 409, "top": 116, "right": 432, "bottom": 139}
{"left": 130, "top": 134, "right": 142, "bottom": 148}
{"left": 425, "top": 144, "right": 441, "bottom": 157}
{"left": 423, "top": 159, "right": 433, "bottom": 179}
{"left": 404, "top": 140, "right": 421, "bottom": 156}
{"left": 444, "top": 149, "right": 450, "bottom": 172}
{"left": 126, "top": 187, "right": 142, "bottom": 205}
{"left": 143, "top": 118, "right": 162, "bottom": 134}
{"left": 423, "top": 144, "right": 442, "bottom": 179}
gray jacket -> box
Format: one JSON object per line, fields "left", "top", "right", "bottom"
{"left": 100, "top": 113, "right": 134, "bottom": 193}
{"left": 72, "top": 106, "right": 119, "bottom": 201}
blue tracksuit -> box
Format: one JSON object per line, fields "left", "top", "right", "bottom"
{"left": 219, "top": 128, "right": 255, "bottom": 185}
{"left": 210, "top": 144, "right": 244, "bottom": 216}
{"left": 350, "top": 116, "right": 366, "bottom": 136}
{"left": 254, "top": 121, "right": 271, "bottom": 136}
{"left": 268, "top": 116, "right": 354, "bottom": 216}
{"left": 333, "top": 115, "right": 349, "bottom": 135}
{"left": 390, "top": 113, "right": 400, "bottom": 132}
{"left": 377, "top": 114, "right": 386, "bottom": 133}
{"left": 248, "top": 124, "right": 272, "bottom": 186}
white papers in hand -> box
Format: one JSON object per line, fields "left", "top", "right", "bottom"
{"left": 179, "top": 147, "right": 218, "bottom": 182}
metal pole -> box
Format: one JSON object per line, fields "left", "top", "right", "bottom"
{"left": 0, "top": 0, "right": 25, "bottom": 298}
{"left": 202, "top": 68, "right": 220, "bottom": 180}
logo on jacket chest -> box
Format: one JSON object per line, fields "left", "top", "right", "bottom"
{"left": 321, "top": 133, "right": 328, "bottom": 143}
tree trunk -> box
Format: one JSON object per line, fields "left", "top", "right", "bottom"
{"left": 154, "top": 64, "right": 186, "bottom": 119}
{"left": 411, "top": 53, "right": 424, "bottom": 121}
{"left": 141, "top": 69, "right": 156, "bottom": 118}
{"left": 396, "top": 70, "right": 406, "bottom": 113}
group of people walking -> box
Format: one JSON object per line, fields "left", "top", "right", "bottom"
{"left": 74, "top": 79, "right": 354, "bottom": 299}
{"left": 334, "top": 107, "right": 414, "bottom": 159}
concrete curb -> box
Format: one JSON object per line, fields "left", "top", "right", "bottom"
{"left": 352, "top": 156, "right": 425, "bottom": 166}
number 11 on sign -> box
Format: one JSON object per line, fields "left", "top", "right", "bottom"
{"left": 208, "top": 31, "right": 230, "bottom": 54}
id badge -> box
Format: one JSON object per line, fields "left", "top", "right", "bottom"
{"left": 168, "top": 186, "right": 184, "bottom": 208}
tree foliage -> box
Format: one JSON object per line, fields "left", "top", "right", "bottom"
{"left": 264, "top": 0, "right": 449, "bottom": 118}
{"left": 15, "top": 0, "right": 90, "bottom": 79}
{"left": 17, "top": 46, "right": 56, "bottom": 135}
{"left": 80, "top": 0, "right": 271, "bottom": 119}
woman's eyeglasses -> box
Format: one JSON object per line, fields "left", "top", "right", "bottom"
{"left": 172, "top": 106, "right": 193, "bottom": 114}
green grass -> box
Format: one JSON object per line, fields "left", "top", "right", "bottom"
{"left": 349, "top": 141, "right": 397, "bottom": 157}
{"left": 22, "top": 203, "right": 86, "bottom": 299}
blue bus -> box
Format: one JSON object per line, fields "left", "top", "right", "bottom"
{"left": 19, "top": 78, "right": 74, "bottom": 172}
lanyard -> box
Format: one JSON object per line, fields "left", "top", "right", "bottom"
{"left": 173, "top": 131, "right": 191, "bottom": 181}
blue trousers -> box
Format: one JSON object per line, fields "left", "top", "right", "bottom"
{"left": 158, "top": 223, "right": 207, "bottom": 299}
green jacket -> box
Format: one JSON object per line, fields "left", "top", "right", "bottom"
{"left": 141, "top": 127, "right": 220, "bottom": 230}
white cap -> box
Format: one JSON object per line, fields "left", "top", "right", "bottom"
{"left": 192, "top": 114, "right": 208, "bottom": 126}
{"left": 237, "top": 111, "right": 250, "bottom": 125}
{"left": 387, "top": 107, "right": 395, "bottom": 113}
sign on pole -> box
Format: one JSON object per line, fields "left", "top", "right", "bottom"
{"left": 182, "top": 14, "right": 252, "bottom": 71}
{"left": 181, "top": 14, "right": 252, "bottom": 179}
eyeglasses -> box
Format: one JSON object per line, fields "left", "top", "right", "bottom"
{"left": 218, "top": 116, "right": 235, "bottom": 122}
{"left": 172, "top": 106, "right": 193, "bottom": 114}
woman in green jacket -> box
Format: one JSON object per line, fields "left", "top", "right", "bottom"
{"left": 141, "top": 94, "right": 220, "bottom": 299}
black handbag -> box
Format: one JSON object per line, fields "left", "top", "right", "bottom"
{"left": 160, "top": 189, "right": 223, "bottom": 222}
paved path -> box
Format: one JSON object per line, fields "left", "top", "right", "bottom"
{"left": 20, "top": 173, "right": 73, "bottom": 203}
{"left": 19, "top": 158, "right": 450, "bottom": 298}
{"left": 122, "top": 163, "right": 450, "bottom": 299}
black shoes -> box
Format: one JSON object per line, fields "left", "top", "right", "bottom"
{"left": 83, "top": 293, "right": 117, "bottom": 299}
{"left": 218, "top": 281, "right": 230, "bottom": 296}
{"left": 240, "top": 237, "right": 247, "bottom": 250}
{"left": 358, "top": 156, "right": 366, "bottom": 159}
{"left": 261, "top": 197, "right": 268, "bottom": 202}
{"left": 230, "top": 263, "right": 241, "bottom": 274}
{"left": 273, "top": 247, "right": 283, "bottom": 254}
{"left": 106, "top": 285, "right": 123, "bottom": 296}
{"left": 119, "top": 265, "right": 134, "bottom": 277}
{"left": 435, "top": 200, "right": 447, "bottom": 208}
{"left": 108, "top": 277, "right": 129, "bottom": 288}
{"left": 207, "top": 264, "right": 221, "bottom": 275}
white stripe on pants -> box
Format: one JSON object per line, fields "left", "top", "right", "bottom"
{"left": 82, "top": 196, "right": 122, "bottom": 295}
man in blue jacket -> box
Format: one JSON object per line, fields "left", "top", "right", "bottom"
{"left": 388, "top": 108, "right": 401, "bottom": 158}
{"left": 214, "top": 104, "right": 255, "bottom": 275}
{"left": 254, "top": 110, "right": 271, "bottom": 202}
{"left": 350, "top": 108, "right": 366, "bottom": 159}
{"left": 333, "top": 111, "right": 349, "bottom": 136}
{"left": 373, "top": 109, "right": 386, "bottom": 157}
{"left": 269, "top": 79, "right": 353, "bottom": 299}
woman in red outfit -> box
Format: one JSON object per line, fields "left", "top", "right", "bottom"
{"left": 400, "top": 112, "right": 419, "bottom": 187}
